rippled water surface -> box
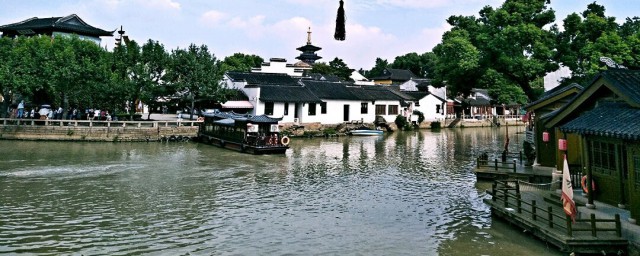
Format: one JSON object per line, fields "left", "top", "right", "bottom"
{"left": 0, "top": 128, "right": 561, "bottom": 255}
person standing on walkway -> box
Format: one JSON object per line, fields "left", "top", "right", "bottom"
{"left": 17, "top": 100, "right": 25, "bottom": 119}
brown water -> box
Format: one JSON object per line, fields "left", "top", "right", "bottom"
{"left": 0, "top": 127, "right": 562, "bottom": 255}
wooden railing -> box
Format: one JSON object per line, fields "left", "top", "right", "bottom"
{"left": 490, "top": 180, "right": 622, "bottom": 237}
{"left": 1, "top": 118, "right": 202, "bottom": 128}
{"left": 476, "top": 157, "right": 518, "bottom": 172}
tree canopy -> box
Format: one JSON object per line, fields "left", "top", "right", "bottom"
{"left": 432, "top": 0, "right": 558, "bottom": 103}
{"left": 556, "top": 2, "right": 640, "bottom": 85}
{"left": 309, "top": 57, "right": 353, "bottom": 81}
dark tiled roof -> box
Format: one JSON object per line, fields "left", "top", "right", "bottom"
{"left": 371, "top": 68, "right": 418, "bottom": 81}
{"left": 259, "top": 85, "right": 322, "bottom": 103}
{"left": 598, "top": 69, "right": 640, "bottom": 106}
{"left": 560, "top": 102, "right": 640, "bottom": 141}
{"left": 525, "top": 83, "right": 583, "bottom": 109}
{"left": 0, "top": 14, "right": 113, "bottom": 36}
{"left": 405, "top": 91, "right": 439, "bottom": 101}
{"left": 204, "top": 110, "right": 282, "bottom": 124}
{"left": 347, "top": 86, "right": 404, "bottom": 101}
{"left": 302, "top": 80, "right": 358, "bottom": 100}
{"left": 226, "top": 71, "right": 301, "bottom": 86}
{"left": 385, "top": 86, "right": 431, "bottom": 101}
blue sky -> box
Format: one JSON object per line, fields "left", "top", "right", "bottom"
{"left": 1, "top": 0, "right": 638, "bottom": 70}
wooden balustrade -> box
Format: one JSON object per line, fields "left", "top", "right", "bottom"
{"left": 490, "top": 180, "right": 622, "bottom": 238}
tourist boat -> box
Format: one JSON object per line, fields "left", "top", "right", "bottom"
{"left": 348, "top": 127, "right": 383, "bottom": 136}
{"left": 198, "top": 111, "right": 289, "bottom": 154}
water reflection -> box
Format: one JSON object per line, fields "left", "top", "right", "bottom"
{"left": 0, "top": 127, "right": 559, "bottom": 255}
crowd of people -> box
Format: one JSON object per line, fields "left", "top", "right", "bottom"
{"left": 7, "top": 101, "right": 115, "bottom": 121}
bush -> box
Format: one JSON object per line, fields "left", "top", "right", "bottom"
{"left": 394, "top": 115, "right": 409, "bottom": 130}
{"left": 323, "top": 127, "right": 337, "bottom": 135}
{"left": 413, "top": 110, "right": 425, "bottom": 124}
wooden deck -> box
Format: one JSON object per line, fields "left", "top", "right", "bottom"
{"left": 473, "top": 153, "right": 554, "bottom": 183}
{"left": 484, "top": 180, "right": 628, "bottom": 255}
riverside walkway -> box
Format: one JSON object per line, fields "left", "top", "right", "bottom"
{"left": 484, "top": 180, "right": 636, "bottom": 255}
{"left": 0, "top": 114, "right": 200, "bottom": 142}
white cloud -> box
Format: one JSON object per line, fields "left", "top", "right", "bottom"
{"left": 142, "top": 0, "right": 181, "bottom": 10}
{"left": 200, "top": 10, "right": 227, "bottom": 26}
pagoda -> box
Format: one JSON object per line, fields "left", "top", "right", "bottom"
{"left": 295, "top": 27, "right": 322, "bottom": 65}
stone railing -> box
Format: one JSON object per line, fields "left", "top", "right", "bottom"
{"left": 0, "top": 118, "right": 201, "bottom": 142}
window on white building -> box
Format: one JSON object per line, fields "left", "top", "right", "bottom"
{"left": 265, "top": 102, "right": 274, "bottom": 115}
{"left": 388, "top": 105, "right": 399, "bottom": 115}
{"left": 361, "top": 103, "right": 368, "bottom": 114}
{"left": 308, "top": 103, "right": 316, "bottom": 116}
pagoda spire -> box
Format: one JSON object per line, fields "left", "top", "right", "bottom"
{"left": 296, "top": 27, "right": 322, "bottom": 65}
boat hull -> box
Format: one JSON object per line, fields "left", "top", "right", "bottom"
{"left": 349, "top": 130, "right": 383, "bottom": 136}
{"left": 199, "top": 134, "right": 288, "bottom": 155}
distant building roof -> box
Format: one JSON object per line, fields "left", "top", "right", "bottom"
{"left": 0, "top": 14, "right": 113, "bottom": 37}
{"left": 259, "top": 85, "right": 322, "bottom": 103}
{"left": 226, "top": 71, "right": 301, "bottom": 87}
{"left": 371, "top": 68, "right": 419, "bottom": 82}
{"left": 303, "top": 80, "right": 357, "bottom": 100}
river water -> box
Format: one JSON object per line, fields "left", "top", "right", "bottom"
{"left": 0, "top": 127, "right": 562, "bottom": 255}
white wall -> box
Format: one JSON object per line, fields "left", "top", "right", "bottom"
{"left": 414, "top": 94, "right": 446, "bottom": 121}
{"left": 251, "top": 59, "right": 307, "bottom": 77}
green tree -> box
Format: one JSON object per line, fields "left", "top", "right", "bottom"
{"left": 11, "top": 36, "right": 54, "bottom": 105}
{"left": 433, "top": 0, "right": 557, "bottom": 103}
{"left": 432, "top": 29, "right": 482, "bottom": 99}
{"left": 366, "top": 58, "right": 389, "bottom": 79}
{"left": 167, "top": 44, "right": 227, "bottom": 120}
{"left": 309, "top": 62, "right": 333, "bottom": 75}
{"left": 0, "top": 37, "right": 15, "bottom": 117}
{"left": 391, "top": 52, "right": 437, "bottom": 78}
{"left": 308, "top": 58, "right": 353, "bottom": 81}
{"left": 329, "top": 57, "right": 353, "bottom": 81}
{"left": 220, "top": 53, "right": 263, "bottom": 73}
{"left": 556, "top": 2, "right": 626, "bottom": 85}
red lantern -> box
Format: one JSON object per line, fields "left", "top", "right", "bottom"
{"left": 558, "top": 139, "right": 567, "bottom": 151}
{"left": 542, "top": 131, "right": 549, "bottom": 143}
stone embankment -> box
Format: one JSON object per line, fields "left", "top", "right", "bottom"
{"left": 0, "top": 119, "right": 199, "bottom": 142}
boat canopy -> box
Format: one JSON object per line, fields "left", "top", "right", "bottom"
{"left": 213, "top": 118, "right": 236, "bottom": 127}
{"left": 203, "top": 110, "right": 282, "bottom": 124}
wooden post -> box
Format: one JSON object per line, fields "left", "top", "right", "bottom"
{"left": 548, "top": 206, "right": 553, "bottom": 228}
{"left": 516, "top": 181, "right": 520, "bottom": 194}
{"left": 503, "top": 188, "right": 508, "bottom": 208}
{"left": 513, "top": 159, "right": 517, "bottom": 173}
{"left": 615, "top": 214, "right": 621, "bottom": 237}
{"left": 591, "top": 213, "right": 597, "bottom": 237}
{"left": 517, "top": 193, "right": 522, "bottom": 213}
{"left": 519, "top": 151, "right": 523, "bottom": 164}
{"left": 494, "top": 159, "right": 498, "bottom": 171}
{"left": 477, "top": 157, "right": 480, "bottom": 168}
{"left": 492, "top": 183, "right": 497, "bottom": 202}
{"left": 566, "top": 214, "right": 573, "bottom": 236}
{"left": 532, "top": 200, "right": 537, "bottom": 221}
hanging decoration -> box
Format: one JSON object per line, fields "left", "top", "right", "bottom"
{"left": 334, "top": 0, "right": 346, "bottom": 41}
